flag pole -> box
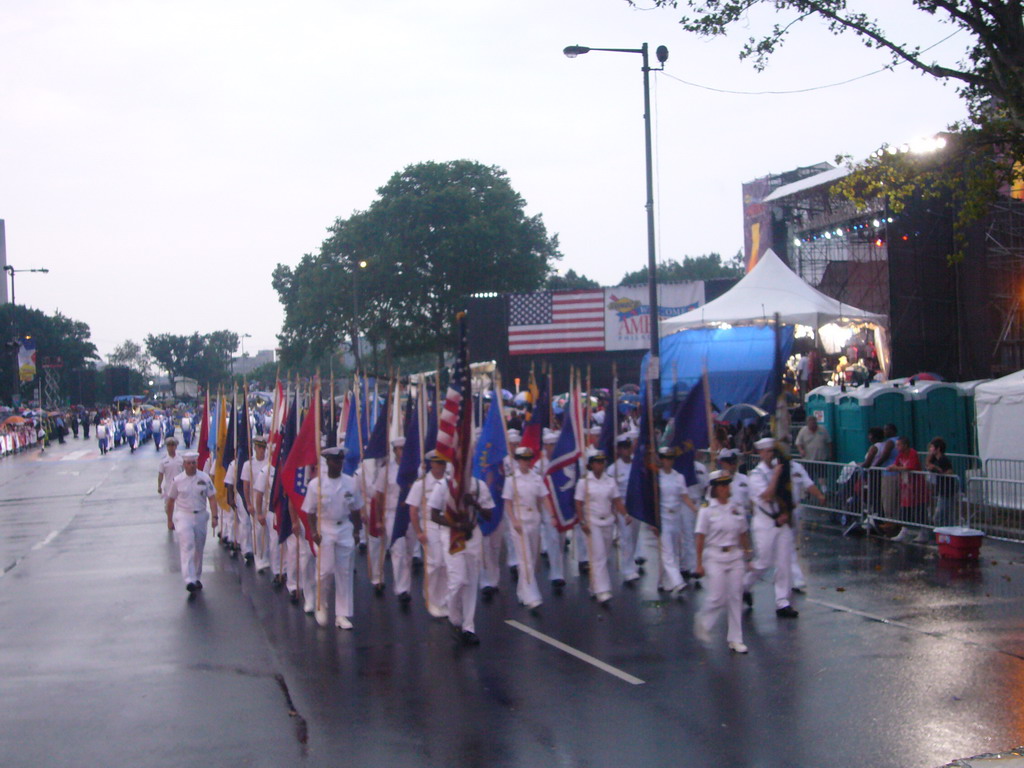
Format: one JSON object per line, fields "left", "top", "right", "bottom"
{"left": 353, "top": 370, "right": 373, "bottom": 587}
{"left": 416, "top": 373, "right": 431, "bottom": 609}
{"left": 314, "top": 373, "right": 323, "bottom": 615}
{"left": 646, "top": 359, "right": 662, "bottom": 596}
{"left": 294, "top": 372, "right": 301, "bottom": 602}
{"left": 578, "top": 370, "right": 596, "bottom": 596}
{"left": 232, "top": 384, "right": 240, "bottom": 552}
{"left": 244, "top": 378, "right": 257, "bottom": 560}
{"left": 496, "top": 370, "right": 531, "bottom": 587}
{"left": 376, "top": 378, "right": 392, "bottom": 580}
{"left": 260, "top": 369, "right": 281, "bottom": 568}
{"left": 703, "top": 363, "right": 716, "bottom": 465}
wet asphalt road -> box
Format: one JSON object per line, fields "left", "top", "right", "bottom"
{"left": 1, "top": 438, "right": 1023, "bottom": 768}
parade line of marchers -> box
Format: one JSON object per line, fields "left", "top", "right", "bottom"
{"left": 161, "top": 313, "right": 818, "bottom": 653}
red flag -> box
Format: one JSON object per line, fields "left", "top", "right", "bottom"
{"left": 196, "top": 390, "right": 211, "bottom": 469}
{"left": 280, "top": 393, "right": 320, "bottom": 550}
{"left": 436, "top": 313, "right": 472, "bottom": 554}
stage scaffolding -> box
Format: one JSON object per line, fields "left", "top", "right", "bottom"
{"left": 987, "top": 197, "right": 1024, "bottom": 375}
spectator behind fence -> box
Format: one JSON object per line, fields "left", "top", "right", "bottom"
{"left": 891, "top": 435, "right": 930, "bottom": 542}
{"left": 795, "top": 415, "right": 832, "bottom": 462}
{"left": 926, "top": 437, "right": 958, "bottom": 529}
{"left": 860, "top": 427, "right": 886, "bottom": 519}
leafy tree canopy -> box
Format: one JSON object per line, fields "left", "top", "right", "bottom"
{"left": 546, "top": 269, "right": 601, "bottom": 290}
{"left": 274, "top": 160, "right": 561, "bottom": 370}
{"left": 145, "top": 331, "right": 239, "bottom": 387}
{"left": 637, "top": 1, "right": 1024, "bottom": 257}
{"left": 619, "top": 252, "right": 745, "bottom": 285}
{"left": 108, "top": 339, "right": 152, "bottom": 377}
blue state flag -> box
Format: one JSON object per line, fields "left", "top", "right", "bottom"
{"left": 473, "top": 398, "right": 507, "bottom": 536}
{"left": 625, "top": 391, "right": 658, "bottom": 528}
{"left": 667, "top": 377, "right": 709, "bottom": 486}
{"left": 391, "top": 395, "right": 420, "bottom": 544}
{"left": 545, "top": 403, "right": 581, "bottom": 531}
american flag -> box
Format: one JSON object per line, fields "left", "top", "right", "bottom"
{"left": 436, "top": 312, "right": 472, "bottom": 554}
{"left": 508, "top": 290, "right": 605, "bottom": 355}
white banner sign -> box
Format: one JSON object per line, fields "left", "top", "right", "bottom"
{"left": 603, "top": 282, "right": 704, "bottom": 351}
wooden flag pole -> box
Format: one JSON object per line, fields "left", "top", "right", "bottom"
{"left": 579, "top": 371, "right": 597, "bottom": 596}
{"left": 294, "top": 373, "right": 301, "bottom": 602}
{"left": 314, "top": 374, "right": 323, "bottom": 614}
{"left": 495, "top": 371, "right": 531, "bottom": 587}
{"left": 244, "top": 379, "right": 258, "bottom": 561}
{"left": 703, "top": 363, "right": 716, "bottom": 465}
{"left": 416, "top": 373, "right": 431, "bottom": 609}
{"left": 376, "top": 377, "right": 392, "bottom": 581}
{"left": 353, "top": 371, "right": 373, "bottom": 587}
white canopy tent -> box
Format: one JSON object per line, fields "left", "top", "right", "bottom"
{"left": 975, "top": 370, "right": 1024, "bottom": 469}
{"left": 660, "top": 249, "right": 888, "bottom": 332}
{"left": 660, "top": 249, "right": 890, "bottom": 373}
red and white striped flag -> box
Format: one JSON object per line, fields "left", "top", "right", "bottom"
{"left": 436, "top": 312, "right": 472, "bottom": 554}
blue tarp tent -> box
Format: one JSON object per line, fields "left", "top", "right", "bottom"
{"left": 649, "top": 326, "right": 794, "bottom": 409}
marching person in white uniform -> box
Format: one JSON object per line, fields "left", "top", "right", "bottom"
{"left": 500, "top": 429, "right": 522, "bottom": 579}
{"left": 254, "top": 463, "right": 284, "bottom": 583}
{"left": 694, "top": 470, "right": 753, "bottom": 653}
{"left": 304, "top": 447, "right": 364, "bottom": 629}
{"left": 405, "top": 451, "right": 450, "bottom": 617}
{"left": 657, "top": 446, "right": 697, "bottom": 596}
{"left": 165, "top": 451, "right": 219, "bottom": 596}
{"left": 536, "top": 429, "right": 567, "bottom": 590}
{"left": 502, "top": 445, "right": 549, "bottom": 612}
{"left": 428, "top": 473, "right": 494, "bottom": 644}
{"left": 742, "top": 437, "right": 800, "bottom": 618}
{"left": 156, "top": 437, "right": 183, "bottom": 501}
{"left": 374, "top": 438, "right": 415, "bottom": 602}
{"left": 575, "top": 449, "right": 628, "bottom": 605}
{"left": 613, "top": 433, "right": 641, "bottom": 584}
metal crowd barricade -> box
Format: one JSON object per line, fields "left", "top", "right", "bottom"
{"left": 966, "top": 477, "right": 1024, "bottom": 543}
{"left": 983, "top": 458, "right": 1024, "bottom": 483}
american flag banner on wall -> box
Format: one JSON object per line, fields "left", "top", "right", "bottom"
{"left": 507, "top": 290, "right": 605, "bottom": 355}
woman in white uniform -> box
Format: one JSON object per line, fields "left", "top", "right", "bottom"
{"left": 657, "top": 446, "right": 697, "bottom": 596}
{"left": 502, "top": 446, "right": 549, "bottom": 612}
{"left": 575, "top": 449, "right": 629, "bottom": 605}
{"left": 694, "top": 470, "right": 752, "bottom": 653}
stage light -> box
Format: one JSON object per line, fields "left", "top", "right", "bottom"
{"left": 873, "top": 219, "right": 881, "bottom": 227}
{"left": 875, "top": 238, "right": 884, "bottom": 247}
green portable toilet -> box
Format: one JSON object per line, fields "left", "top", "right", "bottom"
{"left": 805, "top": 385, "right": 841, "bottom": 441}
{"left": 834, "top": 384, "right": 913, "bottom": 464}
{"left": 955, "top": 380, "right": 989, "bottom": 456}
{"left": 908, "top": 381, "right": 967, "bottom": 455}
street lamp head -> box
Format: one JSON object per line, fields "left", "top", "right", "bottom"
{"left": 39, "top": 268, "right": 49, "bottom": 274}
{"left": 358, "top": 260, "right": 368, "bottom": 269}
{"left": 656, "top": 45, "right": 669, "bottom": 64}
{"left": 563, "top": 45, "right": 590, "bottom": 58}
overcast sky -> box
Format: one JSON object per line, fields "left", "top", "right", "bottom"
{"left": 0, "top": 0, "right": 968, "bottom": 361}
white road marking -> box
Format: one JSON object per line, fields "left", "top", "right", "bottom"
{"left": 505, "top": 620, "right": 645, "bottom": 685}
{"left": 31, "top": 529, "right": 61, "bottom": 551}
{"left": 61, "top": 450, "right": 91, "bottom": 461}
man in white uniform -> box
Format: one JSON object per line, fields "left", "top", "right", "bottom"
{"left": 165, "top": 452, "right": 219, "bottom": 596}
{"left": 575, "top": 450, "right": 628, "bottom": 605}
{"left": 502, "top": 446, "right": 549, "bottom": 612}
{"left": 405, "top": 451, "right": 450, "bottom": 617}
{"left": 304, "top": 447, "right": 363, "bottom": 628}
{"left": 657, "top": 447, "right": 696, "bottom": 596}
{"left": 613, "top": 433, "right": 641, "bottom": 583}
{"left": 254, "top": 463, "right": 284, "bottom": 584}
{"left": 788, "top": 458, "right": 825, "bottom": 592}
{"left": 742, "top": 437, "right": 800, "bottom": 618}
{"left": 536, "top": 429, "right": 567, "bottom": 590}
{"left": 180, "top": 413, "right": 193, "bottom": 449}
{"left": 157, "top": 437, "right": 183, "bottom": 501}
{"left": 428, "top": 473, "right": 494, "bottom": 644}
{"left": 374, "top": 438, "right": 414, "bottom": 602}
{"left": 501, "top": 429, "right": 522, "bottom": 580}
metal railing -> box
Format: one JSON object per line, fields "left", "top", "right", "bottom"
{"left": 966, "top": 477, "right": 1024, "bottom": 542}
{"left": 984, "top": 458, "right": 1024, "bottom": 483}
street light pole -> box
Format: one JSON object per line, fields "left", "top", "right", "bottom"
{"left": 3, "top": 265, "right": 49, "bottom": 406}
{"left": 563, "top": 43, "right": 668, "bottom": 394}
{"left": 4, "top": 265, "right": 50, "bottom": 307}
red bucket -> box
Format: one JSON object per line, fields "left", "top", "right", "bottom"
{"left": 934, "top": 526, "right": 985, "bottom": 560}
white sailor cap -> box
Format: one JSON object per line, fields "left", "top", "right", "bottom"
{"left": 507, "top": 429, "right": 521, "bottom": 442}
{"left": 708, "top": 470, "right": 733, "bottom": 485}
{"left": 616, "top": 433, "right": 633, "bottom": 445}
{"left": 322, "top": 446, "right": 345, "bottom": 458}
{"left": 754, "top": 437, "right": 776, "bottom": 451}
{"left": 391, "top": 437, "right": 406, "bottom": 448}
{"left": 542, "top": 430, "right": 558, "bottom": 445}
{"left": 717, "top": 448, "right": 738, "bottom": 462}
{"left": 181, "top": 451, "right": 199, "bottom": 461}
{"left": 514, "top": 446, "right": 535, "bottom": 460}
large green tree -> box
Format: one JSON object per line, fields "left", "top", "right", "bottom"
{"left": 145, "top": 331, "right": 240, "bottom": 388}
{"left": 637, "top": 1, "right": 1024, "bottom": 256}
{"left": 619, "top": 252, "right": 744, "bottom": 285}
{"left": 274, "top": 160, "right": 561, "bottom": 370}
{"left": 108, "top": 339, "right": 152, "bottom": 377}
{"left": 0, "top": 304, "right": 99, "bottom": 405}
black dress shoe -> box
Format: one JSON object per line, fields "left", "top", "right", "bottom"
{"left": 743, "top": 591, "right": 753, "bottom": 607}
{"left": 289, "top": 590, "right": 299, "bottom": 604}
{"left": 776, "top": 605, "right": 799, "bottom": 618}
{"left": 481, "top": 586, "right": 496, "bottom": 600}
{"left": 374, "top": 583, "right": 385, "bottom": 596}
{"left": 509, "top": 565, "right": 519, "bottom": 582}
{"left": 244, "top": 553, "right": 254, "bottom": 565}
{"left": 635, "top": 556, "right": 646, "bottom": 565}
{"left": 578, "top": 562, "right": 590, "bottom": 575}
{"left": 186, "top": 582, "right": 197, "bottom": 593}
{"left": 449, "top": 621, "right": 463, "bottom": 640}
{"left": 461, "top": 631, "right": 480, "bottom": 645}
{"left": 195, "top": 580, "right": 203, "bottom": 590}
{"left": 551, "top": 578, "right": 565, "bottom": 591}
{"left": 398, "top": 591, "right": 411, "bottom": 603}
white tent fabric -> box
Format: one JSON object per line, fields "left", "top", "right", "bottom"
{"left": 660, "top": 249, "right": 888, "bottom": 334}
{"left": 975, "top": 369, "right": 1024, "bottom": 469}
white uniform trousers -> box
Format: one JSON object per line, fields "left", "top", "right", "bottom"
{"left": 502, "top": 517, "right": 520, "bottom": 567}
{"left": 366, "top": 528, "right": 387, "bottom": 587}
{"left": 513, "top": 518, "right": 543, "bottom": 607}
{"left": 479, "top": 517, "right": 507, "bottom": 590}
{"left": 286, "top": 532, "right": 317, "bottom": 609}
{"left": 743, "top": 518, "right": 795, "bottom": 609}
{"left": 697, "top": 552, "right": 745, "bottom": 644}
{"left": 616, "top": 513, "right": 640, "bottom": 581}
{"left": 424, "top": 520, "right": 449, "bottom": 616}
{"left": 572, "top": 526, "right": 591, "bottom": 565}
{"left": 658, "top": 509, "right": 686, "bottom": 591}
{"left": 234, "top": 499, "right": 253, "bottom": 556}
{"left": 540, "top": 511, "right": 566, "bottom": 582}
{"left": 586, "top": 522, "right": 615, "bottom": 599}
{"left": 442, "top": 530, "right": 482, "bottom": 633}
{"left": 254, "top": 517, "right": 273, "bottom": 572}
{"left": 173, "top": 509, "right": 209, "bottom": 585}
{"left": 677, "top": 504, "right": 697, "bottom": 573}
{"left": 388, "top": 511, "right": 415, "bottom": 596}
{"left": 790, "top": 505, "right": 807, "bottom": 588}
{"left": 317, "top": 522, "right": 356, "bottom": 619}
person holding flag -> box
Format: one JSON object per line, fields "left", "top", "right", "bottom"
{"left": 503, "top": 445, "right": 549, "bottom": 612}
{"left": 405, "top": 451, "right": 451, "bottom": 617}
{"left": 657, "top": 446, "right": 697, "bottom": 597}
{"left": 473, "top": 392, "right": 508, "bottom": 600}
{"left": 374, "top": 437, "right": 414, "bottom": 601}
{"left": 254, "top": 460, "right": 283, "bottom": 584}
{"left": 575, "top": 448, "right": 628, "bottom": 606}
{"left": 613, "top": 432, "right": 642, "bottom": 584}
{"left": 304, "top": 446, "right": 364, "bottom": 629}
